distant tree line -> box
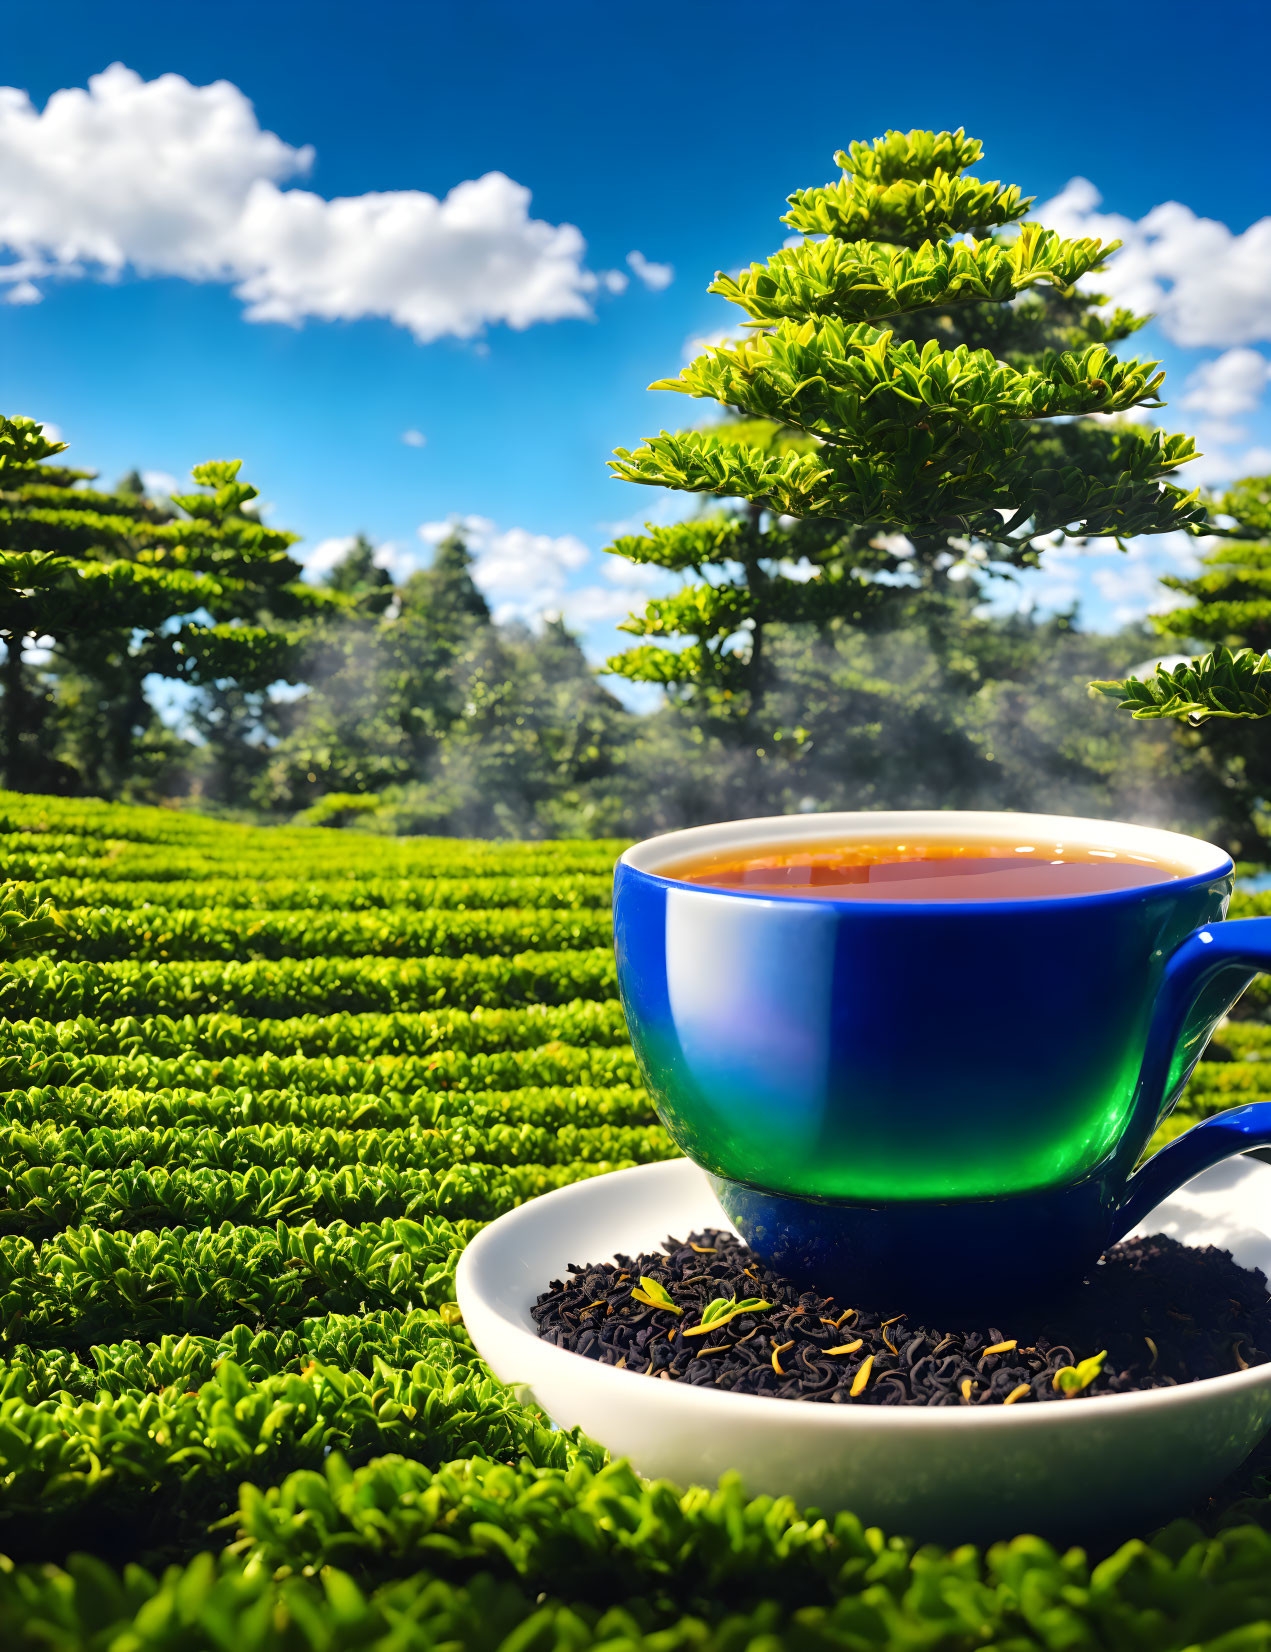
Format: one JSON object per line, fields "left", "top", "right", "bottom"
{"left": 0, "top": 411, "right": 1245, "bottom": 849}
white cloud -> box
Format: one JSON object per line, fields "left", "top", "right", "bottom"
{"left": 301, "top": 535, "right": 357, "bottom": 579}
{"left": 0, "top": 256, "right": 53, "bottom": 284}
{"left": 367, "top": 542, "right": 414, "bottom": 582}
{"left": 401, "top": 428, "right": 426, "bottom": 447}
{"left": 300, "top": 532, "right": 407, "bottom": 583}
{"left": 1232, "top": 445, "right": 1271, "bottom": 477}
{"left": 1036, "top": 177, "right": 1271, "bottom": 348}
{"left": 601, "top": 555, "right": 666, "bottom": 589}
{"left": 627, "top": 249, "right": 674, "bottom": 291}
{"left": 1090, "top": 532, "right": 1202, "bottom": 626}
{"left": 419, "top": 513, "right": 590, "bottom": 624}
{"left": 0, "top": 64, "right": 610, "bottom": 341}
{"left": 681, "top": 326, "right": 732, "bottom": 362}
{"left": 4, "top": 278, "right": 40, "bottom": 304}
{"left": 560, "top": 584, "right": 650, "bottom": 627}
{"left": 1124, "top": 651, "right": 1194, "bottom": 679}
{"left": 601, "top": 488, "right": 698, "bottom": 541}
{"left": 871, "top": 531, "right": 916, "bottom": 561}
{"left": 141, "top": 468, "right": 180, "bottom": 497}
{"left": 1181, "top": 348, "right": 1271, "bottom": 419}
{"left": 982, "top": 528, "right": 1208, "bottom": 629}
{"left": 1091, "top": 570, "right": 1189, "bottom": 629}
{"left": 559, "top": 546, "right": 680, "bottom": 632}
{"left": 409, "top": 512, "right": 680, "bottom": 642}
{"left": 774, "top": 558, "right": 820, "bottom": 583}
{"left": 1168, "top": 348, "right": 1271, "bottom": 486}
{"left": 1180, "top": 426, "right": 1271, "bottom": 489}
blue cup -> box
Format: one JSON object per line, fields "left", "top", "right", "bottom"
{"left": 614, "top": 811, "right": 1271, "bottom": 1311}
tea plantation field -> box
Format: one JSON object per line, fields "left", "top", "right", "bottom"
{"left": 5, "top": 790, "right": 1271, "bottom": 1650}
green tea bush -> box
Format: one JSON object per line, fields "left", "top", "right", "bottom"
{"left": 3, "top": 1304, "right": 478, "bottom": 1402}
{"left": 0, "top": 1154, "right": 616, "bottom": 1239}
{"left": 0, "top": 1357, "right": 603, "bottom": 1563}
{"left": 3, "top": 787, "right": 1271, "bottom": 1649}
{"left": 0, "top": 1039, "right": 642, "bottom": 1096}
{"left": 50, "top": 905, "right": 612, "bottom": 963}
{"left": 31, "top": 873, "right": 613, "bottom": 911}
{"left": 0, "top": 949, "right": 617, "bottom": 1018}
{"left": 2, "top": 1081, "right": 652, "bottom": 1132}
{"left": 0, "top": 1000, "right": 630, "bottom": 1056}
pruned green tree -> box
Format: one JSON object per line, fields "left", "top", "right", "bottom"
{"left": 607, "top": 419, "right": 900, "bottom": 721}
{"left": 1088, "top": 474, "right": 1271, "bottom": 857}
{"left": 605, "top": 128, "right": 1204, "bottom": 730}
{"left": 0, "top": 416, "right": 336, "bottom": 793}
{"left": 1093, "top": 475, "right": 1271, "bottom": 723}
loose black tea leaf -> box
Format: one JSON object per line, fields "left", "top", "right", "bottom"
{"left": 532, "top": 1227, "right": 1271, "bottom": 1407}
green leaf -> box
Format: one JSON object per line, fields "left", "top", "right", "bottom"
{"left": 682, "top": 1295, "right": 773, "bottom": 1337}
{"left": 837, "top": 127, "right": 983, "bottom": 186}
{"left": 629, "top": 1276, "right": 682, "bottom": 1315}
{"left": 1091, "top": 646, "right": 1271, "bottom": 723}
{"left": 1052, "top": 1349, "right": 1107, "bottom": 1394}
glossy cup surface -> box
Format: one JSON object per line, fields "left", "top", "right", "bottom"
{"left": 613, "top": 810, "right": 1233, "bottom": 1206}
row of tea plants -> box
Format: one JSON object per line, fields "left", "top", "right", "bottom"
{"left": 4, "top": 790, "right": 1271, "bottom": 1649}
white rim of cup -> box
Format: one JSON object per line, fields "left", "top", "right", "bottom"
{"left": 618, "top": 809, "right": 1233, "bottom": 906}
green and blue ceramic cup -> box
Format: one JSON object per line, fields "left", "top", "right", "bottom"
{"left": 613, "top": 810, "right": 1271, "bottom": 1311}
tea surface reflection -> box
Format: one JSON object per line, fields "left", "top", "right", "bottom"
{"left": 661, "top": 835, "right": 1189, "bottom": 901}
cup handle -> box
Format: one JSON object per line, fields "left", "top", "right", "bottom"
{"left": 1113, "top": 917, "right": 1271, "bottom": 1239}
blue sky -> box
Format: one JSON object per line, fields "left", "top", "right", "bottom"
{"left": 2, "top": 0, "right": 1270, "bottom": 688}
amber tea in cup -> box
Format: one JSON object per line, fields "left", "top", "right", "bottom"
{"left": 660, "top": 833, "right": 1193, "bottom": 901}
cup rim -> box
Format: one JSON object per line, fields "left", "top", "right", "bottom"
{"left": 617, "top": 809, "right": 1233, "bottom": 911}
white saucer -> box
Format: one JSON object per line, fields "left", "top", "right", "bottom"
{"left": 456, "top": 1156, "right": 1271, "bottom": 1545}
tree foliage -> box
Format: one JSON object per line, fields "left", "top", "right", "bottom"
{"left": 1092, "top": 645, "right": 1271, "bottom": 724}
{"left": 605, "top": 128, "right": 1203, "bottom": 718}
{"left": 1086, "top": 475, "right": 1271, "bottom": 857}
{"left": 1092, "top": 476, "right": 1271, "bottom": 722}
{"left": 255, "top": 533, "right": 632, "bottom": 835}
{"left": 0, "top": 416, "right": 336, "bottom": 793}
{"left": 320, "top": 533, "right": 395, "bottom": 615}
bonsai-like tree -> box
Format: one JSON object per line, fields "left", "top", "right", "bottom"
{"left": 1092, "top": 474, "right": 1271, "bottom": 722}
{"left": 605, "top": 129, "right": 1204, "bottom": 727}
{"left": 1088, "top": 473, "right": 1271, "bottom": 855}
{"left": 0, "top": 416, "right": 337, "bottom": 791}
